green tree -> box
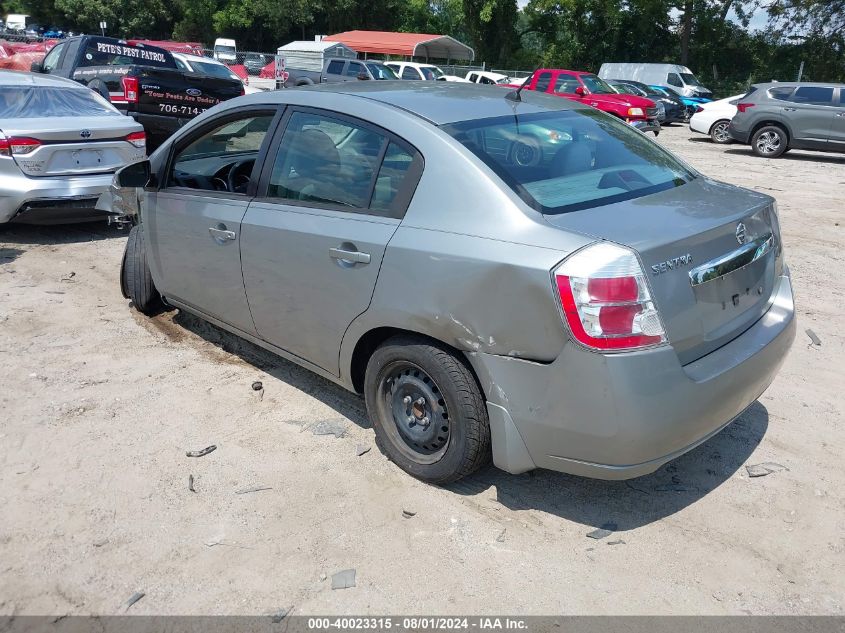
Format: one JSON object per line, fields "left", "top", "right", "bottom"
{"left": 463, "top": 0, "right": 519, "bottom": 66}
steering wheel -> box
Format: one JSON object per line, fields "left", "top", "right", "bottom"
{"left": 227, "top": 159, "right": 255, "bottom": 194}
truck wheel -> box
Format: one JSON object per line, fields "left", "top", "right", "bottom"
{"left": 121, "top": 224, "right": 161, "bottom": 315}
{"left": 709, "top": 120, "right": 732, "bottom": 144}
{"left": 364, "top": 335, "right": 491, "bottom": 485}
{"left": 751, "top": 125, "right": 788, "bottom": 158}
{"left": 295, "top": 78, "right": 314, "bottom": 87}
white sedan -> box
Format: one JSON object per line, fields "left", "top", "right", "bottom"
{"left": 689, "top": 94, "right": 744, "bottom": 144}
{"left": 171, "top": 52, "right": 263, "bottom": 94}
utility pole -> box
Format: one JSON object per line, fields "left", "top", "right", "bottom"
{"left": 796, "top": 60, "right": 804, "bottom": 82}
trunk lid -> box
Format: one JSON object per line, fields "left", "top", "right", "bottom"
{"left": 3, "top": 117, "right": 145, "bottom": 177}
{"left": 544, "top": 177, "right": 782, "bottom": 364}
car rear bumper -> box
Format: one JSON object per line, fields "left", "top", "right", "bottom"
{"left": 689, "top": 114, "right": 711, "bottom": 135}
{"left": 728, "top": 123, "right": 751, "bottom": 143}
{"left": 0, "top": 166, "right": 115, "bottom": 224}
{"left": 469, "top": 271, "right": 795, "bottom": 479}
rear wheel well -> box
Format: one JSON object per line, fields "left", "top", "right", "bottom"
{"left": 349, "top": 327, "right": 481, "bottom": 396}
{"left": 708, "top": 118, "right": 730, "bottom": 133}
{"left": 751, "top": 120, "right": 789, "bottom": 142}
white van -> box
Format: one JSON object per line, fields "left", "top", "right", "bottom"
{"left": 598, "top": 63, "right": 712, "bottom": 98}
{"left": 213, "top": 38, "right": 237, "bottom": 63}
{"left": 4, "top": 14, "right": 31, "bottom": 31}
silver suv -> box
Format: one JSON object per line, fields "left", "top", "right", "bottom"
{"left": 728, "top": 81, "right": 845, "bottom": 158}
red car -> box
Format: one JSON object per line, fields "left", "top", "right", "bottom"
{"left": 513, "top": 69, "right": 661, "bottom": 135}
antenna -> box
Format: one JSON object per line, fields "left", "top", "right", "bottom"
{"left": 505, "top": 64, "right": 543, "bottom": 102}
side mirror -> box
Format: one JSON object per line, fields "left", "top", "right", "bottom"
{"left": 116, "top": 160, "right": 151, "bottom": 188}
{"left": 357, "top": 72, "right": 370, "bottom": 81}
{"left": 30, "top": 61, "right": 43, "bottom": 73}
{"left": 575, "top": 86, "right": 586, "bottom": 96}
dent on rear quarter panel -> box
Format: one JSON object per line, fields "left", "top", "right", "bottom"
{"left": 352, "top": 227, "right": 571, "bottom": 362}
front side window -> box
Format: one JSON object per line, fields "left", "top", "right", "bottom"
{"left": 402, "top": 66, "right": 421, "bottom": 80}
{"left": 554, "top": 74, "right": 580, "bottom": 94}
{"left": 168, "top": 114, "right": 274, "bottom": 193}
{"left": 580, "top": 75, "right": 614, "bottom": 94}
{"left": 790, "top": 86, "right": 834, "bottom": 106}
{"left": 679, "top": 73, "right": 702, "bottom": 86}
{"left": 345, "top": 62, "right": 364, "bottom": 78}
{"left": 367, "top": 63, "right": 397, "bottom": 80}
{"left": 421, "top": 66, "right": 443, "bottom": 80}
{"left": 443, "top": 109, "right": 695, "bottom": 215}
{"left": 667, "top": 73, "right": 683, "bottom": 87}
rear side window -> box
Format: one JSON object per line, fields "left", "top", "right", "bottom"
{"left": 267, "top": 111, "right": 421, "bottom": 217}
{"left": 326, "top": 60, "right": 344, "bottom": 75}
{"left": 0, "top": 87, "right": 118, "bottom": 118}
{"left": 534, "top": 72, "right": 552, "bottom": 92}
{"left": 79, "top": 40, "right": 175, "bottom": 68}
{"left": 443, "top": 109, "right": 694, "bottom": 215}
{"left": 790, "top": 86, "right": 834, "bottom": 106}
{"left": 768, "top": 86, "right": 794, "bottom": 101}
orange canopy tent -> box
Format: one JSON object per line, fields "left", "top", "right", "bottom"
{"left": 323, "top": 31, "right": 474, "bottom": 62}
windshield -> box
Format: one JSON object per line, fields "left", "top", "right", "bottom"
{"left": 216, "top": 46, "right": 236, "bottom": 55}
{"left": 421, "top": 66, "right": 444, "bottom": 80}
{"left": 367, "top": 63, "right": 398, "bottom": 80}
{"left": 192, "top": 60, "right": 239, "bottom": 80}
{"left": 0, "top": 87, "right": 119, "bottom": 118}
{"left": 680, "top": 73, "right": 702, "bottom": 87}
{"left": 580, "top": 74, "right": 615, "bottom": 94}
{"left": 442, "top": 110, "right": 694, "bottom": 214}
{"left": 612, "top": 83, "right": 637, "bottom": 95}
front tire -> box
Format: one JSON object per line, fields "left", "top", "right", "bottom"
{"left": 709, "top": 119, "right": 732, "bottom": 144}
{"left": 364, "top": 336, "right": 491, "bottom": 484}
{"left": 121, "top": 224, "right": 161, "bottom": 315}
{"left": 751, "top": 125, "right": 788, "bottom": 158}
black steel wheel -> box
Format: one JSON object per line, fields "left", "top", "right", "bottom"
{"left": 364, "top": 335, "right": 491, "bottom": 484}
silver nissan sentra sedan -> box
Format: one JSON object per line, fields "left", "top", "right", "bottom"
{"left": 107, "top": 82, "right": 795, "bottom": 484}
{"left": 0, "top": 70, "right": 145, "bottom": 224}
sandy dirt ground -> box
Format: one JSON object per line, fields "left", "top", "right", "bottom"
{"left": 1, "top": 124, "right": 843, "bottom": 616}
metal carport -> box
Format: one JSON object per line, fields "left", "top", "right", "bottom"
{"left": 323, "top": 31, "right": 474, "bottom": 62}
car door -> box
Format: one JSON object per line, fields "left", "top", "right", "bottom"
{"left": 146, "top": 107, "right": 281, "bottom": 335}
{"left": 240, "top": 108, "right": 424, "bottom": 374}
{"left": 827, "top": 87, "right": 845, "bottom": 149}
{"left": 782, "top": 85, "right": 836, "bottom": 147}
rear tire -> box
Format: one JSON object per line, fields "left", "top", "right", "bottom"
{"left": 364, "top": 335, "right": 491, "bottom": 484}
{"left": 751, "top": 125, "right": 788, "bottom": 158}
{"left": 709, "top": 119, "right": 732, "bottom": 144}
{"left": 121, "top": 224, "right": 161, "bottom": 315}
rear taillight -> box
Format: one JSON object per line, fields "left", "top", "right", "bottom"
{"left": 239, "top": 85, "right": 246, "bottom": 96}
{"left": 553, "top": 242, "right": 666, "bottom": 351}
{"left": 737, "top": 102, "right": 755, "bottom": 113}
{"left": 0, "top": 135, "right": 41, "bottom": 156}
{"left": 695, "top": 105, "right": 704, "bottom": 113}
{"left": 125, "top": 131, "right": 146, "bottom": 149}
{"left": 122, "top": 76, "right": 139, "bottom": 103}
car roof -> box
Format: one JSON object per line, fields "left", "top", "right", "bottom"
{"left": 241, "top": 81, "right": 580, "bottom": 125}
{"left": 0, "top": 69, "right": 83, "bottom": 89}
{"left": 751, "top": 81, "right": 845, "bottom": 89}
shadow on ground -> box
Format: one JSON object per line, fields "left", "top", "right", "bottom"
{"left": 0, "top": 222, "right": 126, "bottom": 246}
{"left": 448, "top": 401, "right": 768, "bottom": 531}
{"left": 149, "top": 308, "right": 767, "bottom": 531}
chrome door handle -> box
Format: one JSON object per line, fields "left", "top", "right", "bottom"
{"left": 329, "top": 247, "right": 370, "bottom": 264}
{"left": 837, "top": 112, "right": 845, "bottom": 117}
{"left": 783, "top": 107, "right": 797, "bottom": 112}
{"left": 208, "top": 227, "right": 236, "bottom": 241}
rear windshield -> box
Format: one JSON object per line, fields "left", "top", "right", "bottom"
{"left": 80, "top": 40, "right": 176, "bottom": 68}
{"left": 0, "top": 86, "right": 119, "bottom": 118}
{"left": 442, "top": 109, "right": 695, "bottom": 214}
{"left": 191, "top": 59, "right": 239, "bottom": 80}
